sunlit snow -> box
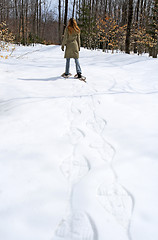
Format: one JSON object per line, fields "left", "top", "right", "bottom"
{"left": 0, "top": 45, "right": 158, "bottom": 240}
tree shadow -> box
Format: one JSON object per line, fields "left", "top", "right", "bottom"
{"left": 18, "top": 76, "right": 62, "bottom": 81}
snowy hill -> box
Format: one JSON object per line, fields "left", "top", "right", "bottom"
{"left": 0, "top": 45, "right": 158, "bottom": 240}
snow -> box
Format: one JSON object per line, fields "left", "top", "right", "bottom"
{"left": 0, "top": 44, "right": 158, "bottom": 240}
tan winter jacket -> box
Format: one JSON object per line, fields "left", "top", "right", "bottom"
{"left": 61, "top": 27, "right": 80, "bottom": 59}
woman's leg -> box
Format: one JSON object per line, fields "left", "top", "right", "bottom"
{"left": 65, "top": 58, "right": 70, "bottom": 75}
{"left": 74, "top": 58, "right": 82, "bottom": 74}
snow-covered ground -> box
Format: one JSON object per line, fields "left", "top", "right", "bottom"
{"left": 0, "top": 45, "right": 158, "bottom": 240}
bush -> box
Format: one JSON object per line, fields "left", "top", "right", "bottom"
{"left": 0, "top": 22, "right": 15, "bottom": 59}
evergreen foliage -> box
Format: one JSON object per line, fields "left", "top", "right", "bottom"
{"left": 77, "top": 3, "right": 96, "bottom": 49}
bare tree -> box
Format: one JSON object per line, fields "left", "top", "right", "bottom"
{"left": 125, "top": 0, "right": 133, "bottom": 53}
{"left": 72, "top": 0, "right": 76, "bottom": 17}
{"left": 58, "top": 0, "right": 61, "bottom": 43}
{"left": 63, "top": 0, "right": 68, "bottom": 34}
{"left": 21, "top": 0, "right": 25, "bottom": 44}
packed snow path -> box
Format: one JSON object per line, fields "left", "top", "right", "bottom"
{"left": 0, "top": 45, "right": 158, "bottom": 240}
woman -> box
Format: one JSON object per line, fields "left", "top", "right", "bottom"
{"left": 61, "top": 18, "right": 85, "bottom": 81}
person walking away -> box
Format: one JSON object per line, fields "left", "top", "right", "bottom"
{"left": 61, "top": 18, "right": 86, "bottom": 82}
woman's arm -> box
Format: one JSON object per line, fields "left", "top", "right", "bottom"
{"left": 61, "top": 28, "right": 68, "bottom": 51}
{"left": 77, "top": 32, "right": 81, "bottom": 51}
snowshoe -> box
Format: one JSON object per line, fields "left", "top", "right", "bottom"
{"left": 74, "top": 74, "right": 86, "bottom": 83}
{"left": 61, "top": 73, "right": 72, "bottom": 78}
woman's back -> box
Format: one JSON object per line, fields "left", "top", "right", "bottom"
{"left": 62, "top": 26, "right": 80, "bottom": 59}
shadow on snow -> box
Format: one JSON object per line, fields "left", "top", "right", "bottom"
{"left": 18, "top": 76, "right": 61, "bottom": 81}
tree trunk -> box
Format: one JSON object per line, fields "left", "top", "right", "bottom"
{"left": 36, "top": 0, "right": 39, "bottom": 37}
{"left": 58, "top": 0, "right": 61, "bottom": 43}
{"left": 39, "top": 0, "right": 42, "bottom": 39}
{"left": 72, "top": 0, "right": 76, "bottom": 18}
{"left": 136, "top": 0, "right": 140, "bottom": 22}
{"left": 125, "top": 0, "right": 133, "bottom": 54}
{"left": 21, "top": 0, "right": 25, "bottom": 45}
{"left": 108, "top": 0, "right": 112, "bottom": 16}
{"left": 152, "top": 0, "right": 158, "bottom": 58}
{"left": 14, "top": 0, "right": 19, "bottom": 41}
{"left": 95, "top": 0, "right": 99, "bottom": 20}
{"left": 104, "top": 0, "right": 108, "bottom": 16}
{"left": 63, "top": 0, "right": 68, "bottom": 35}
{"left": 25, "top": 1, "right": 28, "bottom": 44}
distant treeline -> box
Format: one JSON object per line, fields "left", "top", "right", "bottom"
{"left": 0, "top": 0, "right": 158, "bottom": 57}
{"left": 0, "top": 0, "right": 58, "bottom": 45}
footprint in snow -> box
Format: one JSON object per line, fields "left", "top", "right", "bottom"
{"left": 89, "top": 140, "right": 115, "bottom": 163}
{"left": 97, "top": 182, "right": 133, "bottom": 229}
{"left": 87, "top": 117, "right": 107, "bottom": 135}
{"left": 60, "top": 155, "right": 90, "bottom": 183}
{"left": 55, "top": 211, "right": 94, "bottom": 240}
{"left": 69, "top": 128, "right": 85, "bottom": 145}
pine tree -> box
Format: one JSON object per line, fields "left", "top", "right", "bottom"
{"left": 77, "top": 2, "right": 96, "bottom": 49}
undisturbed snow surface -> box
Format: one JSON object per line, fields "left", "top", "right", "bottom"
{"left": 0, "top": 45, "right": 158, "bottom": 240}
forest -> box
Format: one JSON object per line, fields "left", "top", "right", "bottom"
{"left": 0, "top": 0, "right": 158, "bottom": 57}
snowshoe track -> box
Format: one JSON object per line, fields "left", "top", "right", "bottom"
{"left": 97, "top": 182, "right": 133, "bottom": 229}
{"left": 55, "top": 212, "right": 94, "bottom": 240}
{"left": 54, "top": 83, "right": 134, "bottom": 240}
